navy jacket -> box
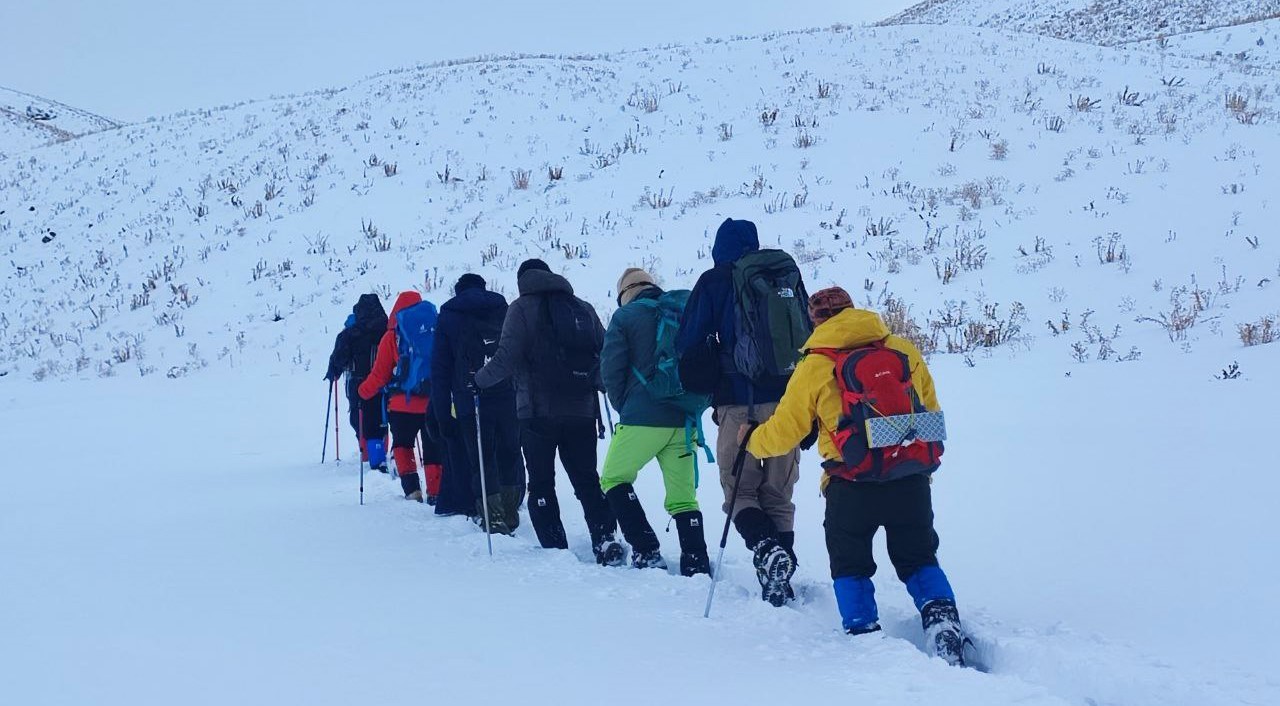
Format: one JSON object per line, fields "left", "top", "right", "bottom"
{"left": 675, "top": 226, "right": 787, "bottom": 407}
{"left": 431, "top": 286, "right": 515, "bottom": 420}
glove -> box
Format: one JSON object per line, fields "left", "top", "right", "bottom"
{"left": 465, "top": 373, "right": 481, "bottom": 395}
{"left": 799, "top": 421, "right": 820, "bottom": 451}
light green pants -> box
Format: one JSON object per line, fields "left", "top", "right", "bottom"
{"left": 599, "top": 425, "right": 700, "bottom": 516}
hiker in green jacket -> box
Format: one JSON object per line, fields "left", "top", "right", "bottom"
{"left": 600, "top": 268, "right": 712, "bottom": 576}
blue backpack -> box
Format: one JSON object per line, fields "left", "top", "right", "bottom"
{"left": 632, "top": 290, "right": 715, "bottom": 466}
{"left": 393, "top": 300, "right": 438, "bottom": 401}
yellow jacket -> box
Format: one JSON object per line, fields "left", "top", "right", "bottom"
{"left": 746, "top": 308, "right": 939, "bottom": 470}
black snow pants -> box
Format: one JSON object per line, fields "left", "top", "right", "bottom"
{"left": 520, "top": 416, "right": 616, "bottom": 549}
{"left": 824, "top": 473, "right": 941, "bottom": 581}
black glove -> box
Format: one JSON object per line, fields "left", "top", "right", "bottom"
{"left": 799, "top": 421, "right": 820, "bottom": 451}
{"left": 465, "top": 373, "right": 482, "bottom": 395}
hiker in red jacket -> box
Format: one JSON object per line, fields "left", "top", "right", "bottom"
{"left": 359, "top": 290, "right": 445, "bottom": 502}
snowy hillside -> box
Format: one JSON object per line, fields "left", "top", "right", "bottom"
{"left": 3, "top": 20, "right": 1279, "bottom": 706}
{"left": 3, "top": 25, "right": 1278, "bottom": 383}
{"left": 0, "top": 85, "right": 121, "bottom": 158}
{"left": 881, "top": 0, "right": 1280, "bottom": 45}
{"left": 1134, "top": 17, "right": 1280, "bottom": 72}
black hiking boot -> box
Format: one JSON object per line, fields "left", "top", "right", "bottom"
{"left": 594, "top": 536, "right": 626, "bottom": 567}
{"left": 921, "top": 599, "right": 967, "bottom": 667}
{"left": 606, "top": 484, "right": 663, "bottom": 569}
{"left": 631, "top": 547, "right": 667, "bottom": 570}
{"left": 673, "top": 510, "right": 710, "bottom": 577}
{"left": 752, "top": 538, "right": 796, "bottom": 607}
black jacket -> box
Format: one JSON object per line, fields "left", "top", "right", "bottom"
{"left": 431, "top": 286, "right": 514, "bottom": 420}
{"left": 474, "top": 269, "right": 604, "bottom": 420}
{"left": 326, "top": 293, "right": 388, "bottom": 382}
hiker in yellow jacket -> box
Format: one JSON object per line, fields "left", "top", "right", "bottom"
{"left": 739, "top": 286, "right": 969, "bottom": 666}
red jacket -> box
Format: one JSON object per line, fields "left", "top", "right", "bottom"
{"left": 358, "top": 291, "right": 430, "bottom": 414}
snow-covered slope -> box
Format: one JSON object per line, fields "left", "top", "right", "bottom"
{"left": 0, "top": 86, "right": 121, "bottom": 158}
{"left": 881, "top": 0, "right": 1280, "bottom": 45}
{"left": 2, "top": 345, "right": 1276, "bottom": 705}
{"left": 2, "top": 26, "right": 1277, "bottom": 383}
{"left": 1133, "top": 17, "right": 1280, "bottom": 72}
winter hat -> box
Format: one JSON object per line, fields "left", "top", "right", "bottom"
{"left": 808, "top": 287, "right": 854, "bottom": 325}
{"left": 454, "top": 273, "right": 486, "bottom": 295}
{"left": 517, "top": 258, "right": 551, "bottom": 277}
{"left": 616, "top": 268, "right": 656, "bottom": 306}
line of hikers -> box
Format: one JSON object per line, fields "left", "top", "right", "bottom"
{"left": 324, "top": 217, "right": 970, "bottom": 665}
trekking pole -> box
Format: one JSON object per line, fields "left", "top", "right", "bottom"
{"left": 322, "top": 381, "right": 334, "bottom": 463}
{"left": 474, "top": 393, "right": 493, "bottom": 557}
{"left": 333, "top": 380, "right": 341, "bottom": 462}
{"left": 601, "top": 392, "right": 616, "bottom": 435}
{"left": 704, "top": 423, "right": 757, "bottom": 619}
{"left": 358, "top": 406, "right": 365, "bottom": 506}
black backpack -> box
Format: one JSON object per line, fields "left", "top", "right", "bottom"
{"left": 731, "top": 249, "right": 812, "bottom": 381}
{"left": 533, "top": 292, "right": 602, "bottom": 397}
{"left": 455, "top": 307, "right": 505, "bottom": 394}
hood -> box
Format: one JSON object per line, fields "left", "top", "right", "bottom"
{"left": 387, "top": 290, "right": 423, "bottom": 329}
{"left": 352, "top": 293, "right": 388, "bottom": 332}
{"left": 803, "top": 308, "right": 891, "bottom": 350}
{"left": 517, "top": 269, "right": 574, "bottom": 297}
{"left": 711, "top": 218, "right": 759, "bottom": 266}
{"left": 442, "top": 286, "right": 508, "bottom": 315}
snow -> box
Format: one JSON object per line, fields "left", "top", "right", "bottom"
{"left": 3, "top": 344, "right": 1276, "bottom": 705}
{"left": 0, "top": 85, "right": 120, "bottom": 158}
{"left": 3, "top": 9, "right": 1279, "bottom": 705}
{"left": 882, "top": 0, "right": 1280, "bottom": 45}
{"left": 1132, "top": 18, "right": 1280, "bottom": 73}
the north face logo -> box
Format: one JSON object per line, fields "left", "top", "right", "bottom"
{"left": 777, "top": 287, "right": 795, "bottom": 299}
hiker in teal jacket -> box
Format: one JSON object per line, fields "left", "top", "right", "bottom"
{"left": 600, "top": 268, "right": 711, "bottom": 577}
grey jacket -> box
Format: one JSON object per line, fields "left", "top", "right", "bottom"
{"left": 474, "top": 269, "right": 605, "bottom": 420}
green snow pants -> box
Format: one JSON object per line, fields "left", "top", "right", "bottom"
{"left": 599, "top": 425, "right": 700, "bottom": 516}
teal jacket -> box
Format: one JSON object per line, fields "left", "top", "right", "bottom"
{"left": 601, "top": 287, "right": 686, "bottom": 427}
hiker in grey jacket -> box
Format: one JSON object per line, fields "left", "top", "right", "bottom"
{"left": 474, "top": 259, "right": 623, "bottom": 565}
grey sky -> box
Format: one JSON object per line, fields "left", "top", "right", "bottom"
{"left": 1, "top": 0, "right": 918, "bottom": 122}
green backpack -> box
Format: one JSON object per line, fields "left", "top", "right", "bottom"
{"left": 632, "top": 290, "right": 715, "bottom": 465}
{"left": 731, "top": 249, "right": 812, "bottom": 381}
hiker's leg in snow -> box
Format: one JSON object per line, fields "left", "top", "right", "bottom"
{"left": 388, "top": 411, "right": 423, "bottom": 500}
{"left": 520, "top": 417, "right": 568, "bottom": 549}
{"left": 417, "top": 415, "right": 443, "bottom": 500}
{"left": 559, "top": 416, "right": 616, "bottom": 544}
{"left": 600, "top": 425, "right": 664, "bottom": 557}
{"left": 655, "top": 431, "right": 708, "bottom": 576}
{"left": 824, "top": 477, "right": 882, "bottom": 632}
{"left": 714, "top": 405, "right": 768, "bottom": 537}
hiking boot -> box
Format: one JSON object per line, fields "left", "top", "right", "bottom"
{"left": 752, "top": 538, "right": 796, "bottom": 607}
{"left": 399, "top": 468, "right": 423, "bottom": 500}
{"left": 605, "top": 484, "right": 661, "bottom": 560}
{"left": 501, "top": 486, "right": 523, "bottom": 532}
{"left": 673, "top": 510, "right": 710, "bottom": 577}
{"left": 631, "top": 548, "right": 667, "bottom": 570}
{"left": 921, "top": 599, "right": 966, "bottom": 667}
{"left": 474, "top": 495, "right": 512, "bottom": 536}
{"left": 594, "top": 536, "right": 626, "bottom": 567}
{"left": 845, "top": 622, "right": 883, "bottom": 636}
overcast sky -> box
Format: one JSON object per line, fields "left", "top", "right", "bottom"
{"left": 1, "top": 0, "right": 919, "bottom": 122}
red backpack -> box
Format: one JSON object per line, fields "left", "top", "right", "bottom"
{"left": 811, "top": 341, "right": 943, "bottom": 482}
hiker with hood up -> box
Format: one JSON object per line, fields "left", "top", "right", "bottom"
{"left": 325, "top": 294, "right": 390, "bottom": 471}
{"left": 431, "top": 273, "right": 525, "bottom": 532}
{"left": 358, "top": 291, "right": 446, "bottom": 502}
{"left": 676, "top": 218, "right": 811, "bottom": 606}
{"left": 740, "top": 287, "right": 968, "bottom": 666}
{"left": 474, "top": 259, "right": 624, "bottom": 565}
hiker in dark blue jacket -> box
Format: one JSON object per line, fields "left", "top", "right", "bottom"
{"left": 675, "top": 217, "right": 806, "bottom": 606}
{"left": 431, "top": 274, "right": 524, "bottom": 533}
